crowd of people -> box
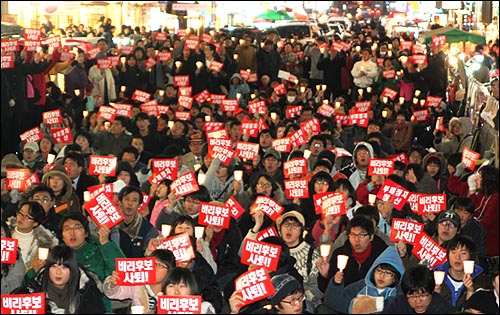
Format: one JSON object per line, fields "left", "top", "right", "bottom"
{"left": 1, "top": 15, "right": 499, "bottom": 314}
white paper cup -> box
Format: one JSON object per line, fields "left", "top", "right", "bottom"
{"left": 130, "top": 305, "right": 145, "bottom": 314}
{"left": 204, "top": 115, "right": 211, "bottom": 122}
{"left": 415, "top": 89, "right": 421, "bottom": 97}
{"left": 303, "top": 150, "right": 311, "bottom": 160}
{"left": 38, "top": 247, "right": 49, "bottom": 260}
{"left": 300, "top": 86, "right": 306, "bottom": 94}
{"left": 236, "top": 93, "right": 241, "bottom": 100}
{"left": 195, "top": 226, "right": 205, "bottom": 239}
{"left": 74, "top": 89, "right": 80, "bottom": 96}
{"left": 337, "top": 254, "right": 349, "bottom": 271}
{"left": 399, "top": 97, "right": 405, "bottom": 104}
{"left": 335, "top": 101, "right": 341, "bottom": 109}
{"left": 167, "top": 121, "right": 174, "bottom": 129}
{"left": 321, "top": 84, "right": 327, "bottom": 91}
{"left": 83, "top": 191, "right": 91, "bottom": 202}
{"left": 47, "top": 154, "right": 56, "bottom": 164}
{"left": 320, "top": 244, "right": 331, "bottom": 258}
{"left": 434, "top": 270, "right": 446, "bottom": 285}
{"left": 120, "top": 85, "right": 126, "bottom": 92}
{"left": 375, "top": 296, "right": 384, "bottom": 312}
{"left": 382, "top": 96, "right": 389, "bottom": 104}
{"left": 234, "top": 170, "right": 243, "bottom": 182}
{"left": 463, "top": 260, "right": 475, "bottom": 274}
{"left": 368, "top": 194, "right": 377, "bottom": 205}
{"left": 161, "top": 224, "right": 171, "bottom": 237}
{"left": 367, "top": 86, "right": 372, "bottom": 93}
{"left": 270, "top": 112, "right": 277, "bottom": 120}
{"left": 358, "top": 88, "right": 363, "bottom": 96}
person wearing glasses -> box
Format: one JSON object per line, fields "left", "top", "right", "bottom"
{"left": 11, "top": 201, "right": 59, "bottom": 275}
{"left": 322, "top": 246, "right": 404, "bottom": 314}
{"left": 317, "top": 216, "right": 388, "bottom": 292}
{"left": 383, "top": 264, "right": 454, "bottom": 314}
{"left": 266, "top": 274, "right": 311, "bottom": 314}
{"left": 25, "top": 184, "right": 58, "bottom": 235}
{"left": 103, "top": 249, "right": 176, "bottom": 313}
{"left": 57, "top": 211, "right": 125, "bottom": 313}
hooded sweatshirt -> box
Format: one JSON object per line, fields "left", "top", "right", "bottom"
{"left": 325, "top": 246, "right": 405, "bottom": 313}
{"left": 348, "top": 141, "right": 374, "bottom": 190}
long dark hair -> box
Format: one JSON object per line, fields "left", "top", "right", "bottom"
{"left": 41, "top": 245, "right": 81, "bottom": 313}
{"left": 162, "top": 267, "right": 199, "bottom": 295}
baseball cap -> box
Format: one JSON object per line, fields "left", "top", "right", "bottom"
{"left": 438, "top": 210, "right": 461, "bottom": 228}
{"left": 263, "top": 149, "right": 281, "bottom": 161}
{"left": 270, "top": 274, "right": 301, "bottom": 306}
{"left": 277, "top": 210, "right": 305, "bottom": 228}
{"left": 23, "top": 141, "right": 39, "bottom": 153}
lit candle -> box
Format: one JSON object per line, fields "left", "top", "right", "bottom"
{"left": 104, "top": 121, "right": 111, "bottom": 129}
{"left": 322, "top": 100, "right": 329, "bottom": 104}
{"left": 420, "top": 99, "right": 426, "bottom": 106}
{"left": 239, "top": 39, "right": 244, "bottom": 45}
{"left": 382, "top": 110, "right": 388, "bottom": 118}
{"left": 415, "top": 90, "right": 421, "bottom": 97}
{"left": 83, "top": 191, "right": 91, "bottom": 202}
{"left": 358, "top": 88, "right": 364, "bottom": 96}
{"left": 233, "top": 54, "right": 238, "bottom": 60}
{"left": 388, "top": 50, "right": 392, "bottom": 57}
{"left": 463, "top": 260, "right": 475, "bottom": 274}
{"left": 159, "top": 90, "right": 165, "bottom": 97}
{"left": 400, "top": 55, "right": 408, "bottom": 64}
{"left": 321, "top": 84, "right": 327, "bottom": 91}
{"left": 194, "top": 163, "right": 201, "bottom": 172}
{"left": 121, "top": 86, "right": 126, "bottom": 92}
{"left": 162, "top": 224, "right": 171, "bottom": 236}
{"left": 335, "top": 101, "right": 341, "bottom": 109}
{"left": 167, "top": 121, "right": 174, "bottom": 129}
{"left": 388, "top": 44, "right": 393, "bottom": 50}
{"left": 337, "top": 254, "right": 349, "bottom": 271}
{"left": 204, "top": 116, "right": 211, "bottom": 122}
{"left": 360, "top": 65, "right": 365, "bottom": 72}
{"left": 413, "top": 97, "right": 419, "bottom": 105}
{"left": 194, "top": 226, "right": 205, "bottom": 239}
{"left": 260, "top": 42, "right": 265, "bottom": 48}
{"left": 83, "top": 110, "right": 89, "bottom": 118}
{"left": 383, "top": 96, "right": 388, "bottom": 104}
{"left": 320, "top": 244, "right": 331, "bottom": 258}
{"left": 234, "top": 170, "right": 243, "bottom": 182}
{"left": 316, "top": 85, "right": 321, "bottom": 91}
{"left": 120, "top": 56, "right": 126, "bottom": 64}
{"left": 399, "top": 97, "right": 405, "bottom": 104}
{"left": 434, "top": 270, "right": 446, "bottom": 285}
{"left": 175, "top": 61, "right": 182, "bottom": 68}
{"left": 303, "top": 150, "right": 311, "bottom": 159}
{"left": 50, "top": 74, "right": 56, "bottom": 82}
{"left": 38, "top": 247, "right": 49, "bottom": 260}
{"left": 270, "top": 112, "right": 277, "bottom": 120}
{"left": 355, "top": 46, "right": 361, "bottom": 52}
{"left": 300, "top": 86, "right": 306, "bottom": 94}
{"left": 236, "top": 93, "right": 241, "bottom": 100}
{"left": 130, "top": 306, "right": 145, "bottom": 314}
{"left": 74, "top": 89, "right": 80, "bottom": 97}
{"left": 368, "top": 194, "right": 376, "bottom": 205}
{"left": 250, "top": 93, "right": 256, "bottom": 99}
{"left": 367, "top": 86, "right": 372, "bottom": 93}
{"left": 198, "top": 172, "right": 206, "bottom": 185}
{"left": 47, "top": 154, "right": 56, "bottom": 164}
{"left": 196, "top": 61, "right": 203, "bottom": 69}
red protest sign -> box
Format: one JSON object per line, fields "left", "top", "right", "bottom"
{"left": 462, "top": 148, "right": 480, "bottom": 171}
{"left": 221, "top": 99, "right": 238, "bottom": 112}
{"left": 144, "top": 57, "right": 157, "bottom": 68}
{"left": 412, "top": 55, "right": 427, "bottom": 65}
{"left": 157, "top": 105, "right": 171, "bottom": 116}
{"left": 87, "top": 183, "right": 114, "bottom": 200}
{"left": 157, "top": 51, "right": 171, "bottom": 62}
{"left": 313, "top": 191, "right": 337, "bottom": 215}
{"left": 97, "top": 58, "right": 111, "bottom": 69}
{"left": 225, "top": 196, "right": 245, "bottom": 220}
{"left": 235, "top": 142, "right": 260, "bottom": 161}
{"left": 247, "top": 100, "right": 267, "bottom": 114}
{"left": 240, "top": 122, "right": 259, "bottom": 138}
{"left": 382, "top": 70, "right": 396, "bottom": 79}
{"left": 400, "top": 41, "right": 412, "bottom": 51}
{"left": 184, "top": 39, "right": 199, "bottom": 50}
{"left": 19, "top": 126, "right": 43, "bottom": 143}
{"left": 320, "top": 192, "right": 346, "bottom": 219}
{"left": 203, "top": 122, "right": 224, "bottom": 132}
{"left": 1, "top": 292, "right": 45, "bottom": 314}
{"left": 412, "top": 44, "right": 426, "bottom": 55}
{"left": 381, "top": 87, "right": 398, "bottom": 101}
{"left": 348, "top": 111, "right": 369, "bottom": 127}
{"left": 212, "top": 145, "right": 236, "bottom": 166}
{"left": 389, "top": 152, "right": 409, "bottom": 165}
{"left": 194, "top": 89, "right": 211, "bottom": 104}
{"left": 210, "top": 94, "right": 226, "bottom": 105}
{"left": 25, "top": 172, "right": 39, "bottom": 187}
{"left": 435, "top": 116, "right": 447, "bottom": 132}
{"left": 121, "top": 46, "right": 135, "bottom": 55}
{"left": 198, "top": 202, "right": 230, "bottom": 228}
{"left": 6, "top": 168, "right": 31, "bottom": 191}
{"left": 284, "top": 179, "right": 309, "bottom": 199}
{"left": 42, "top": 109, "right": 62, "bottom": 125}
{"left": 174, "top": 111, "right": 191, "bottom": 121}
{"left": 150, "top": 159, "right": 178, "bottom": 182}
{"left": 170, "top": 171, "right": 199, "bottom": 197}
{"left": 272, "top": 137, "right": 292, "bottom": 153}
{"left": 156, "top": 232, "right": 195, "bottom": 262}
{"left": 354, "top": 101, "right": 371, "bottom": 113}
{"left": 273, "top": 83, "right": 287, "bottom": 95}
{"left": 317, "top": 103, "right": 335, "bottom": 117}
{"left": 97, "top": 106, "right": 117, "bottom": 122}
{"left": 390, "top": 218, "right": 424, "bottom": 245}
{"left": 84, "top": 192, "right": 124, "bottom": 229}
{"left": 1, "top": 238, "right": 18, "bottom": 264}
{"left": 115, "top": 257, "right": 156, "bottom": 285}
{"left": 334, "top": 113, "right": 350, "bottom": 126}
{"left": 178, "top": 95, "right": 193, "bottom": 109}
{"left": 285, "top": 105, "right": 303, "bottom": 119}
{"left": 417, "top": 194, "right": 447, "bottom": 215}
{"left": 157, "top": 296, "right": 202, "bottom": 314}
{"left": 208, "top": 60, "right": 224, "bottom": 72}
{"left": 208, "top": 137, "right": 231, "bottom": 156}
{"left": 234, "top": 267, "right": 275, "bottom": 308}
{"left": 412, "top": 109, "right": 430, "bottom": 122}
{"left": 174, "top": 75, "right": 190, "bottom": 87}
{"left": 283, "top": 158, "right": 308, "bottom": 178}
{"left": 376, "top": 178, "right": 410, "bottom": 210}
{"left": 368, "top": 159, "right": 394, "bottom": 176}
{"left": 1, "top": 40, "right": 19, "bottom": 53}
{"left": 251, "top": 196, "right": 284, "bottom": 221}
{"left": 206, "top": 129, "right": 228, "bottom": 139}
{"left": 411, "top": 233, "right": 447, "bottom": 268}
{"left": 140, "top": 100, "right": 159, "bottom": 117}
{"left": 240, "top": 239, "right": 282, "bottom": 271}
{"left": 426, "top": 96, "right": 443, "bottom": 107}
{"left": 50, "top": 127, "right": 73, "bottom": 145}
{"left": 24, "top": 28, "right": 41, "bottom": 41}
{"left": 88, "top": 155, "right": 118, "bottom": 176}
{"left": 1, "top": 54, "right": 14, "bottom": 69}
{"left": 256, "top": 226, "right": 279, "bottom": 242}
{"left": 289, "top": 128, "right": 308, "bottom": 147}
{"left": 432, "top": 35, "right": 446, "bottom": 47}
{"left": 300, "top": 118, "right": 321, "bottom": 135}
{"left": 132, "top": 89, "right": 151, "bottom": 103}
{"left": 155, "top": 32, "right": 168, "bottom": 41}
{"left": 111, "top": 103, "right": 133, "bottom": 118}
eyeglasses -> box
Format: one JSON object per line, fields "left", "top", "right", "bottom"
{"left": 315, "top": 180, "right": 329, "bottom": 185}
{"left": 16, "top": 211, "right": 35, "bottom": 221}
{"left": 184, "top": 198, "right": 201, "bottom": 205}
{"left": 156, "top": 262, "right": 168, "bottom": 270}
{"left": 313, "top": 143, "right": 323, "bottom": 148}
{"left": 282, "top": 222, "right": 301, "bottom": 230}
{"left": 439, "top": 221, "right": 458, "bottom": 229}
{"left": 33, "top": 197, "right": 52, "bottom": 204}
{"left": 62, "top": 225, "right": 85, "bottom": 233}
{"left": 257, "top": 182, "right": 272, "bottom": 188}
{"left": 348, "top": 233, "right": 369, "bottom": 239}
{"left": 281, "top": 294, "right": 305, "bottom": 306}
{"left": 374, "top": 268, "right": 395, "bottom": 278}
{"left": 406, "top": 293, "right": 430, "bottom": 301}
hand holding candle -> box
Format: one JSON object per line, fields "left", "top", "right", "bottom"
{"left": 47, "top": 154, "right": 56, "bottom": 164}
{"left": 195, "top": 226, "right": 205, "bottom": 239}
{"left": 337, "top": 254, "right": 349, "bottom": 271}
{"left": 38, "top": 247, "right": 49, "bottom": 260}
{"left": 463, "top": 260, "right": 475, "bottom": 274}
{"left": 320, "top": 244, "right": 331, "bottom": 258}
{"left": 434, "top": 270, "right": 445, "bottom": 285}
{"left": 161, "top": 224, "right": 171, "bottom": 237}
{"left": 234, "top": 170, "right": 243, "bottom": 182}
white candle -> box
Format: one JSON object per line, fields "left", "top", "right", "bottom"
{"left": 335, "top": 101, "right": 341, "bottom": 109}
{"left": 83, "top": 110, "right": 89, "bottom": 118}
{"left": 420, "top": 99, "right": 426, "bottom": 106}
{"left": 399, "top": 97, "right": 405, "bottom": 104}
{"left": 355, "top": 46, "right": 361, "bottom": 52}
{"left": 367, "top": 86, "right": 372, "bottom": 93}
{"left": 358, "top": 88, "right": 364, "bottom": 96}
{"left": 161, "top": 224, "right": 171, "bottom": 237}
{"left": 320, "top": 244, "right": 331, "bottom": 258}
{"left": 303, "top": 150, "right": 311, "bottom": 159}
{"left": 204, "top": 116, "right": 211, "bottom": 122}
{"left": 194, "top": 226, "right": 205, "bottom": 239}
{"left": 38, "top": 247, "right": 49, "bottom": 260}
{"left": 382, "top": 110, "right": 388, "bottom": 118}
{"left": 383, "top": 96, "right": 389, "bottom": 104}
{"left": 413, "top": 97, "right": 419, "bottom": 105}
{"left": 104, "top": 121, "right": 111, "bottom": 129}
{"left": 434, "top": 270, "right": 446, "bottom": 285}
{"left": 168, "top": 121, "right": 174, "bottom": 129}
{"left": 194, "top": 163, "right": 202, "bottom": 172}
{"left": 120, "top": 56, "right": 126, "bottom": 64}
{"left": 270, "top": 112, "right": 277, "bottom": 120}
{"left": 74, "top": 89, "right": 80, "bottom": 96}
{"left": 415, "top": 90, "right": 421, "bottom": 97}
{"left": 236, "top": 93, "right": 241, "bottom": 100}
{"left": 250, "top": 93, "right": 256, "bottom": 99}
{"left": 158, "top": 90, "right": 165, "bottom": 96}
{"left": 388, "top": 50, "right": 392, "bottom": 57}
{"left": 463, "top": 260, "right": 475, "bottom": 274}
{"left": 234, "top": 170, "right": 243, "bottom": 182}
{"left": 300, "top": 86, "right": 306, "bottom": 94}
{"left": 49, "top": 74, "right": 56, "bottom": 82}
{"left": 388, "top": 44, "right": 393, "bottom": 50}
{"left": 337, "top": 254, "right": 349, "bottom": 271}
{"left": 121, "top": 85, "right": 126, "bottom": 92}
{"left": 83, "top": 191, "right": 91, "bottom": 202}
{"left": 400, "top": 55, "right": 408, "bottom": 64}
{"left": 175, "top": 61, "right": 182, "bottom": 68}
{"left": 198, "top": 172, "right": 206, "bottom": 185}
{"left": 316, "top": 85, "right": 321, "bottom": 91}
{"left": 196, "top": 61, "right": 203, "bottom": 69}
{"left": 47, "top": 154, "right": 56, "bottom": 164}
{"left": 130, "top": 306, "right": 145, "bottom": 314}
{"left": 368, "top": 194, "right": 376, "bottom": 205}
{"left": 233, "top": 54, "right": 238, "bottom": 60}
{"left": 322, "top": 99, "right": 329, "bottom": 105}
{"left": 321, "top": 84, "right": 327, "bottom": 91}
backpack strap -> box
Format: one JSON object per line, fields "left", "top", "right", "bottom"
{"left": 306, "top": 244, "right": 316, "bottom": 276}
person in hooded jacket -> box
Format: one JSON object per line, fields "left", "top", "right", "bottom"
{"left": 40, "top": 164, "right": 81, "bottom": 214}
{"left": 423, "top": 152, "right": 448, "bottom": 194}
{"left": 433, "top": 117, "right": 473, "bottom": 158}
{"left": 228, "top": 73, "right": 251, "bottom": 107}
{"left": 340, "top": 141, "right": 375, "bottom": 190}
{"left": 323, "top": 246, "right": 405, "bottom": 314}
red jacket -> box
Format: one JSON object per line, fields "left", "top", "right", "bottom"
{"left": 26, "top": 50, "right": 61, "bottom": 106}
{"left": 356, "top": 178, "right": 381, "bottom": 206}
{"left": 447, "top": 173, "right": 469, "bottom": 197}
{"left": 469, "top": 191, "right": 499, "bottom": 256}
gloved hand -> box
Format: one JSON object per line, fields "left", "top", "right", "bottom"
{"left": 9, "top": 189, "right": 19, "bottom": 204}
{"left": 467, "top": 174, "right": 478, "bottom": 192}
{"left": 455, "top": 162, "right": 466, "bottom": 177}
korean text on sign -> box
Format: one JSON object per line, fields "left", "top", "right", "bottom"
{"left": 240, "top": 238, "right": 281, "bottom": 271}
{"left": 234, "top": 266, "right": 275, "bottom": 308}
{"left": 157, "top": 296, "right": 202, "bottom": 314}
{"left": 115, "top": 257, "right": 156, "bottom": 285}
